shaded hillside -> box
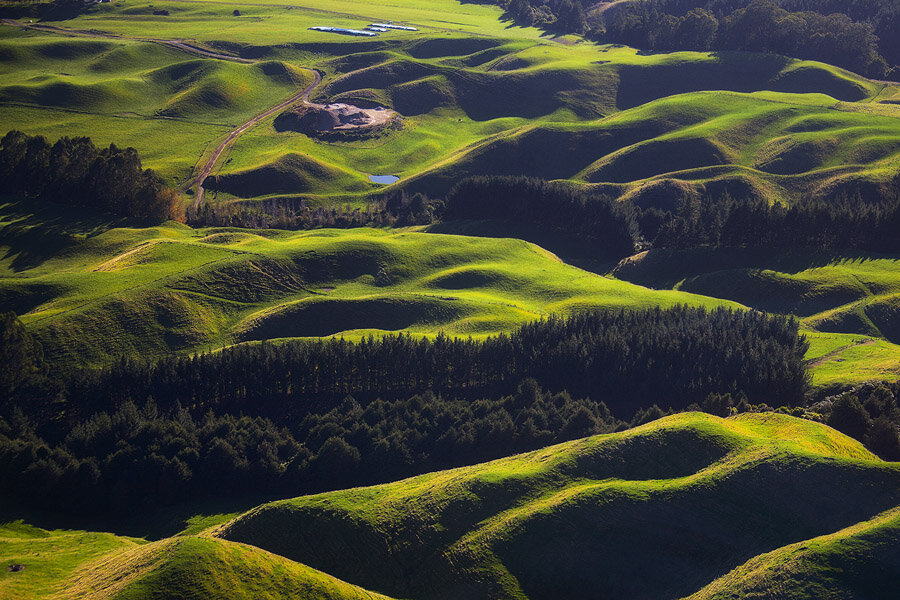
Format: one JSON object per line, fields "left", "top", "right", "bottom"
{"left": 687, "top": 505, "right": 900, "bottom": 599}
{"left": 218, "top": 412, "right": 900, "bottom": 600}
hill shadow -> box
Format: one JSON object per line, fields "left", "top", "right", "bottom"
{"left": 0, "top": 200, "right": 128, "bottom": 272}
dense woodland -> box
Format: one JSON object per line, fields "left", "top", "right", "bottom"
{"left": 445, "top": 176, "right": 638, "bottom": 260}
{"left": 0, "top": 131, "right": 181, "bottom": 222}
{"left": 641, "top": 191, "right": 900, "bottom": 253}
{"left": 443, "top": 175, "right": 900, "bottom": 258}
{"left": 186, "top": 190, "right": 438, "bottom": 229}
{"left": 602, "top": 0, "right": 891, "bottom": 77}
{"left": 496, "top": 0, "right": 896, "bottom": 77}
{"left": 1, "top": 307, "right": 811, "bottom": 514}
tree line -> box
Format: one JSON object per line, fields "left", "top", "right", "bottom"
{"left": 1, "top": 306, "right": 809, "bottom": 513}
{"left": 0, "top": 131, "right": 182, "bottom": 222}
{"left": 444, "top": 176, "right": 639, "bottom": 260}
{"left": 602, "top": 0, "right": 892, "bottom": 77}
{"left": 186, "top": 190, "right": 438, "bottom": 230}
{"left": 640, "top": 191, "right": 900, "bottom": 253}
{"left": 56, "top": 306, "right": 809, "bottom": 423}
{"left": 443, "top": 174, "right": 900, "bottom": 259}
{"left": 0, "top": 381, "right": 633, "bottom": 514}
{"left": 821, "top": 381, "right": 900, "bottom": 460}
{"left": 5, "top": 305, "right": 899, "bottom": 516}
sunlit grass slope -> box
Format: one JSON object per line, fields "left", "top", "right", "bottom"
{"left": 0, "top": 520, "right": 142, "bottom": 600}
{"left": 0, "top": 202, "right": 735, "bottom": 367}
{"left": 0, "top": 27, "right": 314, "bottom": 181}
{"left": 218, "top": 43, "right": 895, "bottom": 199}
{"left": 401, "top": 89, "right": 900, "bottom": 201}
{"left": 217, "top": 412, "right": 900, "bottom": 600}
{"left": 688, "top": 505, "right": 900, "bottom": 600}
{"left": 0, "top": 523, "right": 395, "bottom": 600}
{"left": 614, "top": 247, "right": 900, "bottom": 386}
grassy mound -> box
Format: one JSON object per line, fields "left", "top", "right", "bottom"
{"left": 206, "top": 154, "right": 358, "bottom": 197}
{"left": 216, "top": 412, "right": 899, "bottom": 599}
{"left": 401, "top": 89, "right": 900, "bottom": 200}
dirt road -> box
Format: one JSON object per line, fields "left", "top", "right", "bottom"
{"left": 191, "top": 69, "right": 321, "bottom": 206}
{"left": 1, "top": 17, "right": 322, "bottom": 206}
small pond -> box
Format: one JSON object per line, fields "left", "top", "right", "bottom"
{"left": 369, "top": 174, "right": 399, "bottom": 184}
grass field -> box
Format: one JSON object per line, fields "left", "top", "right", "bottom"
{"left": 3, "top": 8, "right": 897, "bottom": 201}
{"left": 0, "top": 201, "right": 736, "bottom": 367}
{"left": 216, "top": 412, "right": 900, "bottom": 599}
{"left": 0, "top": 27, "right": 315, "bottom": 182}
{"left": 5, "top": 201, "right": 898, "bottom": 385}
{"left": 3, "top": 412, "right": 898, "bottom": 599}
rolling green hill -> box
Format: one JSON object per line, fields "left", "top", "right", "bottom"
{"left": 0, "top": 27, "right": 314, "bottom": 182}
{"left": 0, "top": 201, "right": 734, "bottom": 367}
{"left": 215, "top": 412, "right": 900, "bottom": 599}
{"left": 3, "top": 412, "right": 898, "bottom": 600}
{"left": 218, "top": 43, "right": 900, "bottom": 201}
{"left": 4, "top": 6, "right": 898, "bottom": 201}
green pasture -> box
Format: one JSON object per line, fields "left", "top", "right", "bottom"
{"left": 0, "top": 27, "right": 315, "bottom": 182}
{"left": 3, "top": 8, "right": 897, "bottom": 201}
{"left": 0, "top": 201, "right": 735, "bottom": 367}
{"left": 0, "top": 524, "right": 394, "bottom": 600}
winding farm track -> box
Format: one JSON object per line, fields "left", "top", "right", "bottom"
{"left": 0, "top": 18, "right": 322, "bottom": 206}
{"left": 191, "top": 69, "right": 321, "bottom": 206}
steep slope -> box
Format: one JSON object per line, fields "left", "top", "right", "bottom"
{"left": 217, "top": 412, "right": 900, "bottom": 600}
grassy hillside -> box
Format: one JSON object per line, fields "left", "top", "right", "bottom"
{"left": 0, "top": 522, "right": 395, "bottom": 600}
{"left": 218, "top": 43, "right": 897, "bottom": 200}
{"left": 0, "top": 201, "right": 735, "bottom": 367}
{"left": 614, "top": 247, "right": 900, "bottom": 386}
{"left": 401, "top": 89, "right": 900, "bottom": 201}
{"left": 4, "top": 413, "right": 898, "bottom": 599}
{"left": 217, "top": 412, "right": 900, "bottom": 599}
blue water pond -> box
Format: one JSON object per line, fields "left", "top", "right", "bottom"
{"left": 369, "top": 174, "right": 400, "bottom": 184}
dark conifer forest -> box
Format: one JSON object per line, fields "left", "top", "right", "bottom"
{"left": 1, "top": 307, "right": 813, "bottom": 514}
{"left": 0, "top": 131, "right": 181, "bottom": 222}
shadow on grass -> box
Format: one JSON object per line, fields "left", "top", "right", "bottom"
{"left": 0, "top": 492, "right": 274, "bottom": 541}
{"left": 0, "top": 199, "right": 130, "bottom": 272}
{"left": 426, "top": 219, "right": 621, "bottom": 275}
